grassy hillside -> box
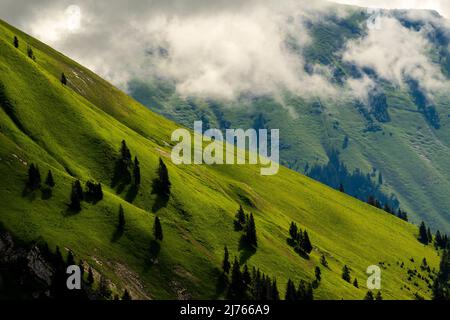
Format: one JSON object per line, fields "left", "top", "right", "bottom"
{"left": 0, "top": 19, "right": 441, "bottom": 300}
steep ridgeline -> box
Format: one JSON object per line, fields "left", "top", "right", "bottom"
{"left": 127, "top": 6, "right": 450, "bottom": 233}
{"left": 0, "top": 19, "right": 442, "bottom": 300}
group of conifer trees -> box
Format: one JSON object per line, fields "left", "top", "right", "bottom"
{"left": 288, "top": 221, "right": 313, "bottom": 257}
{"left": 285, "top": 278, "right": 314, "bottom": 300}
{"left": 222, "top": 246, "right": 279, "bottom": 300}
{"left": 38, "top": 243, "right": 131, "bottom": 300}
{"left": 418, "top": 221, "right": 449, "bottom": 249}
{"left": 234, "top": 205, "right": 257, "bottom": 248}
{"left": 26, "top": 163, "right": 55, "bottom": 195}
{"left": 367, "top": 196, "right": 408, "bottom": 221}
{"left": 69, "top": 180, "right": 103, "bottom": 211}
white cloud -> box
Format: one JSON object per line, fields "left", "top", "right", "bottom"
{"left": 329, "top": 0, "right": 450, "bottom": 18}
{"left": 343, "top": 16, "right": 447, "bottom": 97}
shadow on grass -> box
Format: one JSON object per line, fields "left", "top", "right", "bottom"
{"left": 151, "top": 179, "right": 169, "bottom": 212}
{"left": 143, "top": 240, "right": 161, "bottom": 271}
{"left": 22, "top": 185, "right": 37, "bottom": 201}
{"left": 41, "top": 187, "right": 52, "bottom": 200}
{"left": 64, "top": 204, "right": 81, "bottom": 217}
{"left": 286, "top": 238, "right": 310, "bottom": 260}
{"left": 111, "top": 227, "right": 124, "bottom": 243}
{"left": 215, "top": 271, "right": 229, "bottom": 297}
{"left": 125, "top": 184, "right": 139, "bottom": 203}
{"left": 238, "top": 236, "right": 256, "bottom": 265}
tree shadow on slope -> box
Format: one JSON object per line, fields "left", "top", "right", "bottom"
{"left": 238, "top": 236, "right": 256, "bottom": 265}
{"left": 125, "top": 184, "right": 139, "bottom": 203}
{"left": 151, "top": 178, "right": 169, "bottom": 213}
{"left": 143, "top": 240, "right": 161, "bottom": 271}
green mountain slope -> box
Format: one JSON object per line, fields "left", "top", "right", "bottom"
{"left": 127, "top": 7, "right": 450, "bottom": 233}
{"left": 0, "top": 19, "right": 440, "bottom": 300}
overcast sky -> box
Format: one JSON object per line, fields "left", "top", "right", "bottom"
{"left": 0, "top": 0, "right": 448, "bottom": 100}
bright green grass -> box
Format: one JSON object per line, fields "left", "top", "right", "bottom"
{"left": 0, "top": 19, "right": 441, "bottom": 300}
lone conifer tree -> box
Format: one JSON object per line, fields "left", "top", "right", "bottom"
{"left": 315, "top": 266, "right": 321, "bottom": 282}
{"left": 289, "top": 222, "right": 298, "bottom": 240}
{"left": 364, "top": 291, "right": 374, "bottom": 300}
{"left": 419, "top": 221, "right": 429, "bottom": 245}
{"left": 320, "top": 254, "right": 328, "bottom": 268}
{"left": 245, "top": 213, "right": 257, "bottom": 247}
{"left": 342, "top": 265, "right": 351, "bottom": 283}
{"left": 353, "top": 278, "right": 359, "bottom": 288}
{"left": 375, "top": 291, "right": 383, "bottom": 300}
{"left": 222, "top": 246, "right": 231, "bottom": 274}
{"left": 228, "top": 258, "right": 244, "bottom": 299}
{"left": 122, "top": 289, "right": 131, "bottom": 300}
{"left": 235, "top": 205, "right": 246, "bottom": 228}
{"left": 301, "top": 231, "right": 313, "bottom": 254}
{"left": 67, "top": 251, "right": 75, "bottom": 266}
{"left": 13, "top": 36, "right": 19, "bottom": 48}
{"left": 27, "top": 45, "right": 35, "bottom": 60}
{"left": 61, "top": 73, "right": 67, "bottom": 85}
{"left": 45, "top": 170, "right": 55, "bottom": 187}
{"left": 153, "top": 216, "right": 163, "bottom": 241}
{"left": 69, "top": 180, "right": 82, "bottom": 211}
{"left": 285, "top": 279, "right": 297, "bottom": 300}
{"left": 27, "top": 163, "right": 41, "bottom": 190}
{"left": 157, "top": 158, "right": 171, "bottom": 197}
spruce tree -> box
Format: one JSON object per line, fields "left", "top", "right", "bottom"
{"left": 45, "top": 170, "right": 55, "bottom": 187}
{"left": 27, "top": 163, "right": 41, "bottom": 190}
{"left": 285, "top": 279, "right": 296, "bottom": 301}
{"left": 419, "top": 221, "right": 429, "bottom": 245}
{"left": 272, "top": 279, "right": 280, "bottom": 300}
{"left": 61, "top": 73, "right": 67, "bottom": 85}
{"left": 122, "top": 289, "right": 131, "bottom": 300}
{"left": 69, "top": 181, "right": 82, "bottom": 211}
{"left": 353, "top": 278, "right": 359, "bottom": 288}
{"left": 13, "top": 36, "right": 19, "bottom": 48}
{"left": 157, "top": 158, "right": 171, "bottom": 197}
{"left": 27, "top": 45, "right": 35, "bottom": 60}
{"left": 315, "top": 266, "right": 321, "bottom": 282}
{"left": 364, "top": 291, "right": 374, "bottom": 300}
{"left": 289, "top": 222, "right": 298, "bottom": 240}
{"left": 375, "top": 291, "right": 383, "bottom": 301}
{"left": 339, "top": 183, "right": 345, "bottom": 193}
{"left": 67, "top": 251, "right": 75, "bottom": 266}
{"left": 320, "top": 254, "right": 328, "bottom": 268}
{"left": 427, "top": 228, "right": 433, "bottom": 244}
{"left": 228, "top": 258, "right": 244, "bottom": 299}
{"left": 245, "top": 213, "right": 257, "bottom": 248}
{"left": 235, "top": 205, "right": 246, "bottom": 228}
{"left": 435, "top": 230, "right": 443, "bottom": 249}
{"left": 342, "top": 265, "right": 351, "bottom": 283}
{"left": 222, "top": 246, "right": 231, "bottom": 274}
{"left": 301, "top": 230, "right": 313, "bottom": 254}
{"left": 433, "top": 248, "right": 450, "bottom": 300}
{"left": 242, "top": 264, "right": 251, "bottom": 287}
{"left": 153, "top": 216, "right": 163, "bottom": 241}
